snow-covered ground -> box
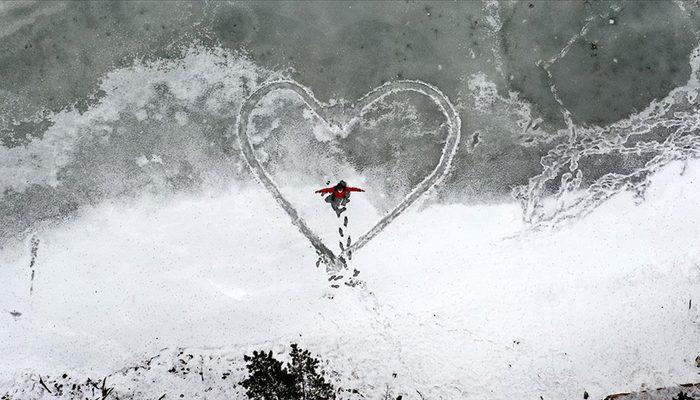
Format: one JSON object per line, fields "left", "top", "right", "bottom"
{"left": 1, "top": 155, "right": 698, "bottom": 399}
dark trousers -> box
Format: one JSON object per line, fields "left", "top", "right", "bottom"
{"left": 325, "top": 193, "right": 349, "bottom": 213}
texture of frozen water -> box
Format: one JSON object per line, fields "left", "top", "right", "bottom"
{"left": 1, "top": 2, "right": 699, "bottom": 399}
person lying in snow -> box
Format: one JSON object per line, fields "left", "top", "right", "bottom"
{"left": 315, "top": 180, "right": 365, "bottom": 217}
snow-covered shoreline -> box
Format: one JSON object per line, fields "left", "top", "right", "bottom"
{"left": 2, "top": 159, "right": 698, "bottom": 399}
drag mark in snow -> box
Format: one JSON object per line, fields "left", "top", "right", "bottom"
{"left": 28, "top": 235, "right": 40, "bottom": 296}
{"left": 236, "top": 79, "right": 462, "bottom": 271}
{"left": 514, "top": 45, "right": 700, "bottom": 231}
{"left": 537, "top": 16, "right": 594, "bottom": 132}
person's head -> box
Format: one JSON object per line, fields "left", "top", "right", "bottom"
{"left": 335, "top": 180, "right": 347, "bottom": 190}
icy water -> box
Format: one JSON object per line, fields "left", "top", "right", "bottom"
{"left": 1, "top": 2, "right": 700, "bottom": 399}
{"left": 2, "top": 1, "right": 699, "bottom": 242}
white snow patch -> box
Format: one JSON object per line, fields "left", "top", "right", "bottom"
{"left": 1, "top": 160, "right": 699, "bottom": 399}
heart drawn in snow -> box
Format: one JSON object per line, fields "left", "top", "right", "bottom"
{"left": 236, "top": 80, "right": 461, "bottom": 271}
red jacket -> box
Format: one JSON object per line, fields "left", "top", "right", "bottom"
{"left": 315, "top": 186, "right": 365, "bottom": 199}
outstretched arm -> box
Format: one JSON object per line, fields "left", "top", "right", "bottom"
{"left": 315, "top": 187, "right": 335, "bottom": 194}
{"left": 347, "top": 187, "right": 365, "bottom": 192}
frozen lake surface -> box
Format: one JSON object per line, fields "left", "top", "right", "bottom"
{"left": 1, "top": 2, "right": 699, "bottom": 399}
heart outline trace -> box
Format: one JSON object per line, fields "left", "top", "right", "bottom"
{"left": 236, "top": 79, "right": 461, "bottom": 271}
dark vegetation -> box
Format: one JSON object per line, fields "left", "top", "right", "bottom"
{"left": 240, "top": 344, "right": 337, "bottom": 400}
